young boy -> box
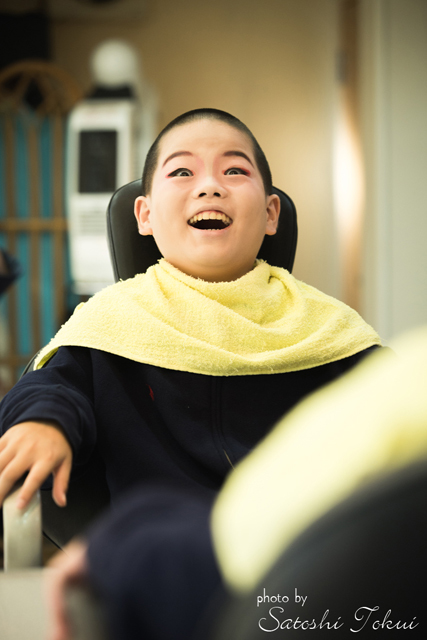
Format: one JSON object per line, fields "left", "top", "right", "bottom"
{"left": 0, "top": 108, "right": 381, "bottom": 512}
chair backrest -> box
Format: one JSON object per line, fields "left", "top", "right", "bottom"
{"left": 107, "top": 180, "right": 298, "bottom": 281}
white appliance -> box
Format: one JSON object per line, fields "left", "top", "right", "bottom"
{"left": 66, "top": 99, "right": 139, "bottom": 294}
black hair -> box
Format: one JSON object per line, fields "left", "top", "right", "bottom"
{"left": 141, "top": 108, "right": 273, "bottom": 196}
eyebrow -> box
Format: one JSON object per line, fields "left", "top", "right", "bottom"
{"left": 162, "top": 151, "right": 193, "bottom": 167}
{"left": 162, "top": 149, "right": 254, "bottom": 168}
{"left": 223, "top": 150, "right": 254, "bottom": 166}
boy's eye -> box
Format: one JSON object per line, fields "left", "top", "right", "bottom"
{"left": 168, "top": 168, "right": 193, "bottom": 177}
{"left": 225, "top": 167, "right": 249, "bottom": 176}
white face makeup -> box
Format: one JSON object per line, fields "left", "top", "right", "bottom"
{"left": 134, "top": 119, "right": 280, "bottom": 282}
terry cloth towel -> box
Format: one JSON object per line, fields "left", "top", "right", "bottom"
{"left": 211, "top": 326, "right": 427, "bottom": 593}
{"left": 35, "top": 259, "right": 381, "bottom": 375}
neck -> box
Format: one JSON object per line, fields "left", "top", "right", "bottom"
{"left": 163, "top": 259, "right": 257, "bottom": 283}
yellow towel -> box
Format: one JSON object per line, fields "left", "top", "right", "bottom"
{"left": 212, "top": 326, "right": 427, "bottom": 593}
{"left": 35, "top": 259, "right": 380, "bottom": 375}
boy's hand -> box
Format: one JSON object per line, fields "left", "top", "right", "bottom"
{"left": 0, "top": 421, "right": 72, "bottom": 509}
{"left": 47, "top": 539, "right": 89, "bottom": 640}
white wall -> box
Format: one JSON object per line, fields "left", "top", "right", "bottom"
{"left": 52, "top": 0, "right": 341, "bottom": 298}
{"left": 360, "top": 0, "right": 427, "bottom": 341}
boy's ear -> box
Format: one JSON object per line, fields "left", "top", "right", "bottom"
{"left": 265, "top": 193, "right": 281, "bottom": 236}
{"left": 134, "top": 196, "right": 153, "bottom": 236}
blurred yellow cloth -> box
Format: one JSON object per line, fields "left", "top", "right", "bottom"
{"left": 35, "top": 259, "right": 380, "bottom": 375}
{"left": 212, "top": 325, "right": 427, "bottom": 593}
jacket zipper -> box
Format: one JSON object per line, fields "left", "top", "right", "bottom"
{"left": 212, "top": 377, "right": 235, "bottom": 472}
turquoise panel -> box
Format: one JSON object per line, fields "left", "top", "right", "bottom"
{"left": 40, "top": 232, "right": 55, "bottom": 344}
{"left": 40, "top": 118, "right": 52, "bottom": 219}
{"left": 0, "top": 114, "right": 69, "bottom": 373}
{"left": 0, "top": 233, "right": 8, "bottom": 338}
{"left": 0, "top": 120, "right": 5, "bottom": 220}
{"left": 16, "top": 233, "right": 31, "bottom": 356}
{"left": 64, "top": 237, "right": 79, "bottom": 318}
{"left": 0, "top": 291, "right": 7, "bottom": 336}
{"left": 14, "top": 115, "right": 29, "bottom": 220}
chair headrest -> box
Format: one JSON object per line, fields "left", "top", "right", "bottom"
{"left": 107, "top": 179, "right": 297, "bottom": 282}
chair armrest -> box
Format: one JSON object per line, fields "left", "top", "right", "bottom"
{"left": 3, "top": 484, "right": 42, "bottom": 571}
{"left": 1, "top": 490, "right": 109, "bottom": 639}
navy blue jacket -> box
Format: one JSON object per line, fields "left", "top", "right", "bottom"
{"left": 0, "top": 344, "right": 380, "bottom": 640}
{"left": 0, "top": 344, "right": 379, "bottom": 500}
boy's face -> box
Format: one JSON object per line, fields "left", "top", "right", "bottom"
{"left": 134, "top": 119, "right": 280, "bottom": 282}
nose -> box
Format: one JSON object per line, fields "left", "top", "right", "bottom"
{"left": 193, "top": 174, "right": 227, "bottom": 199}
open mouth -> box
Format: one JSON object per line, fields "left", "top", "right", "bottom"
{"left": 188, "top": 212, "right": 232, "bottom": 230}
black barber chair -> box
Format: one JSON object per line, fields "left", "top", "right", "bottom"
{"left": 34, "top": 180, "right": 298, "bottom": 550}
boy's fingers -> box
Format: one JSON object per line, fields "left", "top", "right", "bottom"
{"left": 0, "top": 423, "right": 73, "bottom": 508}
{"left": 0, "top": 435, "right": 8, "bottom": 453}
{"left": 0, "top": 428, "right": 15, "bottom": 451}
{"left": 0, "top": 475, "right": 20, "bottom": 508}
{"left": 16, "top": 461, "right": 52, "bottom": 509}
{"left": 48, "top": 573, "right": 71, "bottom": 640}
{"left": 0, "top": 457, "right": 31, "bottom": 507}
{"left": 47, "top": 540, "right": 89, "bottom": 640}
{"left": 46, "top": 561, "right": 71, "bottom": 640}
{"left": 0, "top": 446, "right": 15, "bottom": 474}
{"left": 52, "top": 458, "right": 72, "bottom": 507}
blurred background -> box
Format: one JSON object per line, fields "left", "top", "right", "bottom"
{"left": 0, "top": 0, "right": 426, "bottom": 394}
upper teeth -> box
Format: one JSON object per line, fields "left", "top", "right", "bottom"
{"left": 188, "top": 212, "right": 232, "bottom": 225}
